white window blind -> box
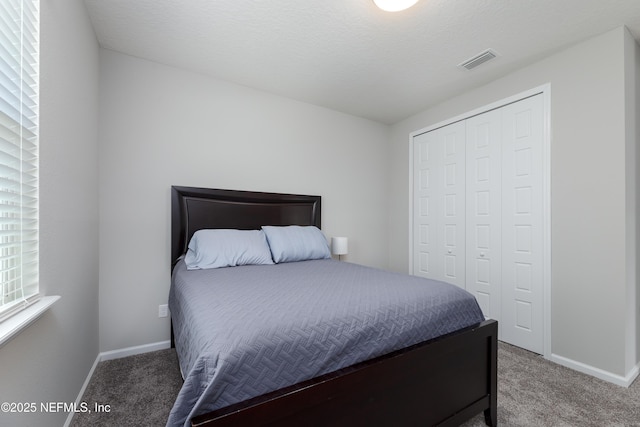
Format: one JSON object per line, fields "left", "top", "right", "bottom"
{"left": 0, "top": 0, "right": 39, "bottom": 322}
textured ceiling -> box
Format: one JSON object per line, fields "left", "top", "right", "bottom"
{"left": 84, "top": 0, "right": 640, "bottom": 124}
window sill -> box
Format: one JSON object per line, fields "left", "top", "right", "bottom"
{"left": 0, "top": 296, "right": 61, "bottom": 348}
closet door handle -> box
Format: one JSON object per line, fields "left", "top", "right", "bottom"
{"left": 480, "top": 252, "right": 485, "bottom": 257}
{"left": 447, "top": 249, "right": 452, "bottom": 254}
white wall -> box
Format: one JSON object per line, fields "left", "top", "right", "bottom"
{"left": 634, "top": 30, "right": 640, "bottom": 371}
{"left": 98, "top": 49, "right": 390, "bottom": 352}
{"left": 389, "top": 27, "right": 638, "bottom": 378}
{"left": 0, "top": 1, "right": 100, "bottom": 426}
{"left": 623, "top": 27, "right": 638, "bottom": 377}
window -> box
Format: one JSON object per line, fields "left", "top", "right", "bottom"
{"left": 0, "top": 0, "right": 39, "bottom": 322}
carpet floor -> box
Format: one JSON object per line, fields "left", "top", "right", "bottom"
{"left": 69, "top": 348, "right": 183, "bottom": 427}
{"left": 71, "top": 342, "right": 640, "bottom": 426}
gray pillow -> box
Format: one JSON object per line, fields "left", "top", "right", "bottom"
{"left": 184, "top": 229, "right": 274, "bottom": 270}
{"left": 262, "top": 225, "right": 331, "bottom": 263}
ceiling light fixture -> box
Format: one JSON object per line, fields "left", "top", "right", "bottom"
{"left": 373, "top": 0, "right": 419, "bottom": 12}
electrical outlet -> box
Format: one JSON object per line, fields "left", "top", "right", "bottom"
{"left": 158, "top": 304, "right": 169, "bottom": 318}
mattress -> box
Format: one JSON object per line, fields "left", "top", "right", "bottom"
{"left": 167, "top": 259, "right": 485, "bottom": 427}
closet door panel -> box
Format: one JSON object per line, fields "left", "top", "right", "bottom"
{"left": 465, "top": 109, "right": 502, "bottom": 320}
{"left": 500, "top": 94, "right": 544, "bottom": 354}
{"left": 437, "top": 122, "right": 466, "bottom": 288}
{"left": 413, "top": 131, "right": 440, "bottom": 279}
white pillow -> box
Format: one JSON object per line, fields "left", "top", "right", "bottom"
{"left": 262, "top": 225, "right": 331, "bottom": 263}
{"left": 184, "top": 229, "right": 274, "bottom": 270}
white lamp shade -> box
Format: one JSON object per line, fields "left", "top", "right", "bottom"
{"left": 331, "top": 237, "right": 348, "bottom": 256}
{"left": 373, "top": 0, "right": 419, "bottom": 12}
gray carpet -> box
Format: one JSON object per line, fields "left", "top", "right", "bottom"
{"left": 461, "top": 343, "right": 640, "bottom": 427}
{"left": 71, "top": 343, "right": 640, "bottom": 426}
{"left": 69, "top": 349, "right": 183, "bottom": 427}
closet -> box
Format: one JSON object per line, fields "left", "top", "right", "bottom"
{"left": 412, "top": 93, "right": 545, "bottom": 354}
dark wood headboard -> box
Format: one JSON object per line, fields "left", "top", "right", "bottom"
{"left": 171, "top": 186, "right": 321, "bottom": 268}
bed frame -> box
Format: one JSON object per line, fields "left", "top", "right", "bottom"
{"left": 171, "top": 185, "right": 498, "bottom": 427}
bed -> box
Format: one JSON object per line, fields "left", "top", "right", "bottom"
{"left": 168, "top": 186, "right": 498, "bottom": 427}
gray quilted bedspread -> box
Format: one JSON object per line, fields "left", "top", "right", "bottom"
{"left": 166, "top": 259, "right": 484, "bottom": 427}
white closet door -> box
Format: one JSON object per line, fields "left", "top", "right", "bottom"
{"left": 411, "top": 92, "right": 547, "bottom": 354}
{"left": 413, "top": 131, "right": 440, "bottom": 279}
{"left": 437, "top": 122, "right": 466, "bottom": 288}
{"left": 500, "top": 94, "right": 544, "bottom": 354}
{"left": 465, "top": 109, "right": 502, "bottom": 320}
{"left": 412, "top": 122, "right": 466, "bottom": 288}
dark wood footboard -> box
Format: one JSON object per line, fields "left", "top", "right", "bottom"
{"left": 191, "top": 319, "right": 498, "bottom": 427}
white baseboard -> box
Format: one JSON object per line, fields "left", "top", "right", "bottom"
{"left": 63, "top": 353, "right": 101, "bottom": 427}
{"left": 549, "top": 353, "right": 640, "bottom": 388}
{"left": 99, "top": 340, "right": 171, "bottom": 361}
{"left": 64, "top": 340, "right": 172, "bottom": 426}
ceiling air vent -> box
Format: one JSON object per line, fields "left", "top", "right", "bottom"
{"left": 458, "top": 49, "right": 498, "bottom": 71}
